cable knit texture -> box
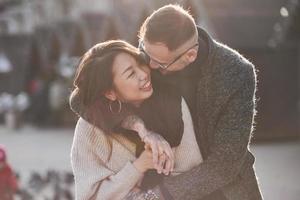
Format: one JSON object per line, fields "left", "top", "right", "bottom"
{"left": 71, "top": 98, "right": 202, "bottom": 200}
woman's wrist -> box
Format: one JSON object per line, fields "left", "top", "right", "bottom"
{"left": 133, "top": 159, "right": 146, "bottom": 173}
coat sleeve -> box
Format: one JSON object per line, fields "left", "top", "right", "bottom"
{"left": 161, "top": 64, "right": 257, "bottom": 199}
{"left": 71, "top": 118, "right": 144, "bottom": 200}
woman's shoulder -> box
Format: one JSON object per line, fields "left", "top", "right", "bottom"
{"left": 72, "top": 118, "right": 136, "bottom": 165}
{"left": 75, "top": 117, "right": 104, "bottom": 135}
{"left": 73, "top": 118, "right": 109, "bottom": 147}
{"left": 72, "top": 118, "right": 112, "bottom": 161}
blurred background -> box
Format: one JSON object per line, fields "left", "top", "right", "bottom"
{"left": 0, "top": 0, "right": 299, "bottom": 199}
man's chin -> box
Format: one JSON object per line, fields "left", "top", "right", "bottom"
{"left": 159, "top": 69, "right": 171, "bottom": 75}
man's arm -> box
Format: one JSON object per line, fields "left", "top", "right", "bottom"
{"left": 121, "top": 115, "right": 149, "bottom": 139}
{"left": 160, "top": 66, "right": 257, "bottom": 199}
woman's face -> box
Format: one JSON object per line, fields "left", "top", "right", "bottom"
{"left": 110, "top": 52, "right": 153, "bottom": 106}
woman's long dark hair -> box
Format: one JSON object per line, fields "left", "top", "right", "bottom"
{"left": 71, "top": 40, "right": 148, "bottom": 162}
{"left": 74, "top": 40, "right": 145, "bottom": 107}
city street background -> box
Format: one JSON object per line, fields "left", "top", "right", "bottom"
{"left": 0, "top": 0, "right": 299, "bottom": 199}
{"left": 1, "top": 125, "right": 300, "bottom": 200}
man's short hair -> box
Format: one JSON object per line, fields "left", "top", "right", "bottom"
{"left": 138, "top": 4, "right": 197, "bottom": 51}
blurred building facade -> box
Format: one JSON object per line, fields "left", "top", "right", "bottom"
{"left": 200, "top": 0, "right": 299, "bottom": 139}
{"left": 0, "top": 0, "right": 299, "bottom": 139}
{"left": 0, "top": 0, "right": 206, "bottom": 127}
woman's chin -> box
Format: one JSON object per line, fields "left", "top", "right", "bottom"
{"left": 145, "top": 87, "right": 154, "bottom": 98}
{"left": 134, "top": 89, "right": 154, "bottom": 106}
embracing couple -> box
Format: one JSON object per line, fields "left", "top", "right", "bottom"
{"left": 69, "top": 4, "right": 263, "bottom": 200}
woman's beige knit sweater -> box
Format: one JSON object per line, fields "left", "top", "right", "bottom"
{"left": 71, "top": 98, "right": 202, "bottom": 200}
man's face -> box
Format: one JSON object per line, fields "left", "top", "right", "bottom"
{"left": 142, "top": 40, "right": 191, "bottom": 75}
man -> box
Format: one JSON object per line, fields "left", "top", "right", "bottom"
{"left": 135, "top": 4, "right": 263, "bottom": 200}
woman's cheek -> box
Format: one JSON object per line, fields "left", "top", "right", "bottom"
{"left": 121, "top": 82, "right": 139, "bottom": 101}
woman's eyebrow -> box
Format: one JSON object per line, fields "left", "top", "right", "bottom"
{"left": 121, "top": 66, "right": 133, "bottom": 75}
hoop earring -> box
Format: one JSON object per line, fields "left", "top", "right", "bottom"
{"left": 109, "top": 99, "right": 122, "bottom": 114}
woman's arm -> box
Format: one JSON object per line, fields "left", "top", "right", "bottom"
{"left": 71, "top": 118, "right": 144, "bottom": 200}
{"left": 70, "top": 88, "right": 174, "bottom": 175}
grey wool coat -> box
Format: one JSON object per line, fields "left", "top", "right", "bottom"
{"left": 156, "top": 28, "right": 263, "bottom": 200}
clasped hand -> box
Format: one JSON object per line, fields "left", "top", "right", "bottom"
{"left": 134, "top": 131, "right": 174, "bottom": 175}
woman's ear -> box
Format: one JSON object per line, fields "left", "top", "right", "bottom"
{"left": 104, "top": 90, "right": 117, "bottom": 101}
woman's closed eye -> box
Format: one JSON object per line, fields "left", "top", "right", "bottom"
{"left": 127, "top": 70, "right": 136, "bottom": 79}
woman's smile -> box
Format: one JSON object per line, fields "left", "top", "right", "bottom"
{"left": 140, "top": 79, "right": 152, "bottom": 92}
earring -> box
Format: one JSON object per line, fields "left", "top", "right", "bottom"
{"left": 109, "top": 99, "right": 122, "bottom": 114}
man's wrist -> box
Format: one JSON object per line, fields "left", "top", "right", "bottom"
{"left": 122, "top": 115, "right": 146, "bottom": 134}
{"left": 131, "top": 122, "right": 150, "bottom": 140}
{"left": 158, "top": 184, "right": 173, "bottom": 200}
{"left": 134, "top": 123, "right": 146, "bottom": 135}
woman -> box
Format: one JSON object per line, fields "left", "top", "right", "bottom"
{"left": 70, "top": 40, "right": 202, "bottom": 199}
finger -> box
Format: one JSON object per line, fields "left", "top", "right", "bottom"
{"left": 163, "top": 158, "right": 172, "bottom": 175}
{"left": 169, "top": 148, "right": 175, "bottom": 171}
{"left": 163, "top": 148, "right": 174, "bottom": 173}
{"left": 162, "top": 142, "right": 173, "bottom": 160}
{"left": 157, "top": 144, "right": 165, "bottom": 158}
{"left": 171, "top": 154, "right": 175, "bottom": 172}
{"left": 159, "top": 142, "right": 174, "bottom": 169}
{"left": 157, "top": 153, "right": 166, "bottom": 174}
{"left": 150, "top": 141, "right": 159, "bottom": 168}
{"left": 165, "top": 144, "right": 175, "bottom": 171}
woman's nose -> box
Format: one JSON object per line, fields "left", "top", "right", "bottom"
{"left": 137, "top": 67, "right": 148, "bottom": 81}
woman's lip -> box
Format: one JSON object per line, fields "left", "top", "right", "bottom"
{"left": 141, "top": 80, "right": 152, "bottom": 91}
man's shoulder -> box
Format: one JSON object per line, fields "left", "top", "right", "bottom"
{"left": 202, "top": 40, "right": 256, "bottom": 97}
{"left": 214, "top": 41, "right": 254, "bottom": 70}
{"left": 197, "top": 27, "right": 254, "bottom": 76}
{"left": 210, "top": 41, "right": 255, "bottom": 82}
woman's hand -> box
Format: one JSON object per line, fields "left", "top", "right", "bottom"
{"left": 143, "top": 132, "right": 174, "bottom": 175}
{"left": 133, "top": 149, "right": 155, "bottom": 173}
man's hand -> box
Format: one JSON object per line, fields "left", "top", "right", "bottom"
{"left": 121, "top": 115, "right": 174, "bottom": 175}
{"left": 143, "top": 132, "right": 174, "bottom": 175}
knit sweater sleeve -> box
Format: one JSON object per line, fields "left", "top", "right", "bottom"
{"left": 71, "top": 118, "right": 144, "bottom": 200}
{"left": 161, "top": 62, "right": 257, "bottom": 199}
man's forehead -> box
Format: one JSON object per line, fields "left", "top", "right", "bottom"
{"left": 143, "top": 41, "right": 171, "bottom": 62}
